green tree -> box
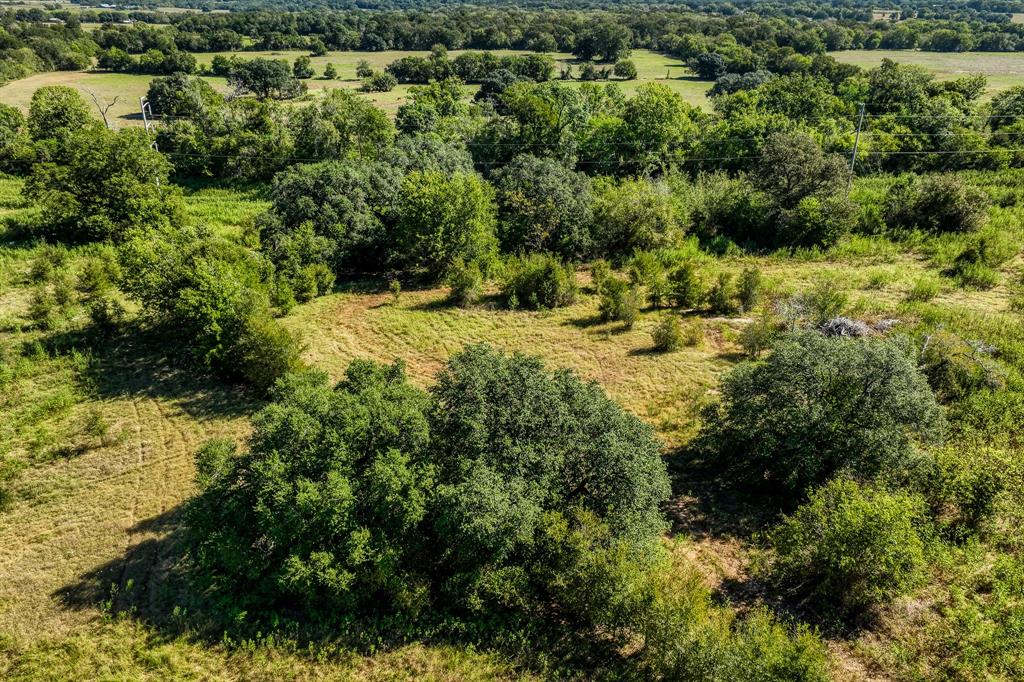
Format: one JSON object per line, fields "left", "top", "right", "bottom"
{"left": 613, "top": 59, "right": 637, "bottom": 80}
{"left": 229, "top": 58, "right": 305, "bottom": 100}
{"left": 259, "top": 159, "right": 402, "bottom": 275}
{"left": 293, "top": 55, "right": 314, "bottom": 79}
{"left": 323, "top": 63, "right": 338, "bottom": 80}
{"left": 145, "top": 73, "right": 223, "bottom": 118}
{"left": 764, "top": 479, "right": 928, "bottom": 617}
{"left": 429, "top": 344, "right": 670, "bottom": 605}
{"left": 0, "top": 104, "right": 34, "bottom": 173}
{"left": 289, "top": 88, "right": 394, "bottom": 161}
{"left": 186, "top": 362, "right": 434, "bottom": 615}
{"left": 27, "top": 85, "right": 91, "bottom": 142}
{"left": 591, "top": 176, "right": 684, "bottom": 259}
{"left": 752, "top": 131, "right": 847, "bottom": 210}
{"left": 396, "top": 171, "right": 498, "bottom": 280}
{"left": 118, "top": 226, "right": 301, "bottom": 389}
{"left": 700, "top": 332, "right": 944, "bottom": 495}
{"left": 492, "top": 154, "right": 594, "bottom": 260}
{"left": 24, "top": 126, "right": 180, "bottom": 242}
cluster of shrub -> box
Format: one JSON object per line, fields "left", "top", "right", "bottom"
{"left": 1, "top": 77, "right": 1000, "bottom": 398}
{"left": 385, "top": 47, "right": 556, "bottom": 84}
{"left": 0, "top": 85, "right": 303, "bottom": 393}
{"left": 184, "top": 343, "right": 830, "bottom": 679}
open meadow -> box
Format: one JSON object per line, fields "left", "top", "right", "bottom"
{"left": 830, "top": 49, "right": 1024, "bottom": 97}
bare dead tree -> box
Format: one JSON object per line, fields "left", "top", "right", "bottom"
{"left": 83, "top": 88, "right": 122, "bottom": 130}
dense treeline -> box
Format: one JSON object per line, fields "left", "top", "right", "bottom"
{"left": 86, "top": 6, "right": 1024, "bottom": 55}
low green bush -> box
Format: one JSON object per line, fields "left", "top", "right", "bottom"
{"left": 652, "top": 315, "right": 684, "bottom": 351}
{"left": 708, "top": 272, "right": 737, "bottom": 315}
{"left": 445, "top": 258, "right": 484, "bottom": 307}
{"left": 736, "top": 267, "right": 762, "bottom": 312}
{"left": 700, "top": 331, "right": 944, "bottom": 494}
{"left": 668, "top": 261, "right": 706, "bottom": 309}
{"left": 885, "top": 175, "right": 990, "bottom": 235}
{"left": 500, "top": 253, "right": 577, "bottom": 310}
{"left": 764, "top": 478, "right": 929, "bottom": 617}
{"left": 907, "top": 274, "right": 941, "bottom": 302}
{"left": 598, "top": 277, "right": 641, "bottom": 327}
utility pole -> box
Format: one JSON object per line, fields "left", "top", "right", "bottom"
{"left": 139, "top": 96, "right": 158, "bottom": 151}
{"left": 847, "top": 102, "right": 866, "bottom": 196}
{"left": 139, "top": 96, "right": 161, "bottom": 193}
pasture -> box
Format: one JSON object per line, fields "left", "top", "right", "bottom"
{"left": 0, "top": 49, "right": 713, "bottom": 126}
{"left": 830, "top": 49, "right": 1024, "bottom": 96}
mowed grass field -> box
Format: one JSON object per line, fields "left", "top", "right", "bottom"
{"left": 3, "top": 169, "right": 1024, "bottom": 677}
{"left": 0, "top": 48, "right": 711, "bottom": 125}
{"left": 830, "top": 49, "right": 1024, "bottom": 97}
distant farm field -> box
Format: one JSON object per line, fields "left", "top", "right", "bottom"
{"left": 830, "top": 49, "right": 1024, "bottom": 96}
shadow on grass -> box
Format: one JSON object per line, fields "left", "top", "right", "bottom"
{"left": 42, "top": 321, "right": 259, "bottom": 421}
{"left": 53, "top": 505, "right": 640, "bottom": 679}
{"left": 666, "top": 445, "right": 883, "bottom": 638}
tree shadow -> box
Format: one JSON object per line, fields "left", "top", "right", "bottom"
{"left": 53, "top": 505, "right": 640, "bottom": 679}
{"left": 43, "top": 322, "right": 259, "bottom": 420}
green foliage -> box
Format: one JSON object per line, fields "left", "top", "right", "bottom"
{"left": 752, "top": 132, "right": 847, "bottom": 211}
{"left": 701, "top": 332, "right": 944, "bottom": 494}
{"left": 613, "top": 59, "right": 637, "bottom": 80}
{"left": 668, "top": 260, "right": 707, "bottom": 309}
{"left": 886, "top": 175, "right": 991, "bottom": 235}
{"left": 627, "top": 251, "right": 671, "bottom": 308}
{"left": 27, "top": 86, "right": 91, "bottom": 143}
{"left": 187, "top": 363, "right": 434, "bottom": 616}
{"left": 445, "top": 258, "right": 484, "bottom": 307}
{"left": 795, "top": 277, "right": 848, "bottom": 327}
{"left": 907, "top": 274, "right": 941, "bottom": 302}
{"left": 492, "top": 154, "right": 593, "bottom": 260}
{"left": 708, "top": 272, "right": 737, "bottom": 315}
{"left": 430, "top": 346, "right": 670, "bottom": 581}
{"left": 228, "top": 58, "right": 305, "bottom": 100}
{"left": 919, "top": 331, "right": 1003, "bottom": 402}
{"left": 736, "top": 267, "right": 762, "bottom": 312}
{"left": 598, "top": 277, "right": 641, "bottom": 327}
{"left": 740, "top": 309, "right": 784, "bottom": 358}
{"left": 764, "top": 478, "right": 928, "bottom": 617}
{"left": 289, "top": 89, "right": 395, "bottom": 162}
{"left": 397, "top": 171, "right": 499, "bottom": 281}
{"left": 259, "top": 160, "right": 401, "bottom": 281}
{"left": 686, "top": 172, "right": 773, "bottom": 248}
{"left": 591, "top": 177, "right": 684, "bottom": 260}
{"left": 23, "top": 127, "right": 180, "bottom": 243}
{"left": 145, "top": 74, "right": 223, "bottom": 118}
{"left": 651, "top": 315, "right": 684, "bottom": 352}
{"left": 500, "top": 253, "right": 577, "bottom": 310}
{"left": 118, "top": 227, "right": 302, "bottom": 391}
{"left": 0, "top": 103, "right": 34, "bottom": 174}
{"left": 361, "top": 71, "right": 398, "bottom": 92}
{"left": 293, "top": 55, "right": 314, "bottom": 79}
{"left": 187, "top": 344, "right": 674, "bottom": 636}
